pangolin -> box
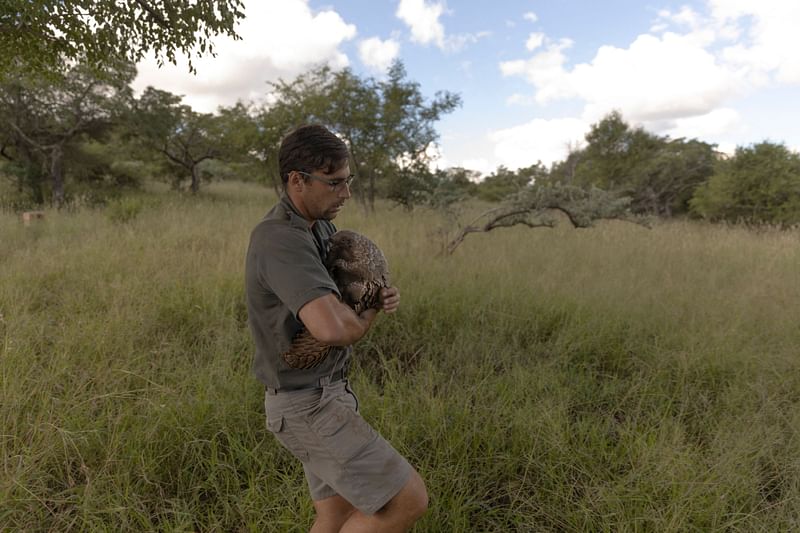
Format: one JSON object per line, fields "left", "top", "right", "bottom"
{"left": 281, "top": 230, "right": 390, "bottom": 369}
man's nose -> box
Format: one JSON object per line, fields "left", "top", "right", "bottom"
{"left": 338, "top": 183, "right": 352, "bottom": 199}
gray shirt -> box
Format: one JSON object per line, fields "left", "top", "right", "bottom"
{"left": 245, "top": 195, "right": 350, "bottom": 390}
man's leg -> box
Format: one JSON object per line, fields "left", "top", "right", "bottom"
{"left": 339, "top": 468, "right": 428, "bottom": 533}
{"left": 311, "top": 495, "right": 356, "bottom": 533}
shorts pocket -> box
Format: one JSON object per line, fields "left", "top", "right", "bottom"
{"left": 310, "top": 398, "right": 376, "bottom": 464}
{"left": 267, "top": 414, "right": 309, "bottom": 461}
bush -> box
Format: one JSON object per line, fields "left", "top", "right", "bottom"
{"left": 106, "top": 196, "right": 144, "bottom": 224}
{"left": 690, "top": 142, "right": 800, "bottom": 226}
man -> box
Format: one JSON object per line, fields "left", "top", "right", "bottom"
{"left": 245, "top": 124, "right": 428, "bottom": 532}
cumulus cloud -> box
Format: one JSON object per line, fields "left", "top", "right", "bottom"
{"left": 395, "top": 0, "right": 489, "bottom": 51}
{"left": 499, "top": 1, "right": 799, "bottom": 140}
{"left": 492, "top": 1, "right": 800, "bottom": 169}
{"left": 523, "top": 12, "right": 538, "bottom": 23}
{"left": 502, "top": 32, "right": 740, "bottom": 125}
{"left": 489, "top": 118, "right": 589, "bottom": 168}
{"left": 499, "top": 38, "right": 574, "bottom": 101}
{"left": 396, "top": 0, "right": 446, "bottom": 48}
{"left": 660, "top": 108, "right": 743, "bottom": 139}
{"left": 711, "top": 0, "right": 800, "bottom": 84}
{"left": 525, "top": 32, "right": 545, "bottom": 51}
{"left": 460, "top": 158, "right": 492, "bottom": 175}
{"left": 358, "top": 37, "right": 400, "bottom": 72}
{"left": 132, "top": 0, "right": 356, "bottom": 111}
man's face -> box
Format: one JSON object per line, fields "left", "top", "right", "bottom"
{"left": 299, "top": 164, "right": 352, "bottom": 221}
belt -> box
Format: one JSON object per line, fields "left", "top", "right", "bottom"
{"left": 266, "top": 367, "right": 348, "bottom": 395}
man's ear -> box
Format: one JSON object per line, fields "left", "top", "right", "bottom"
{"left": 288, "top": 171, "right": 304, "bottom": 191}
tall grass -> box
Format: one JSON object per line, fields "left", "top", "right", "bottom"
{"left": 1, "top": 181, "right": 799, "bottom": 531}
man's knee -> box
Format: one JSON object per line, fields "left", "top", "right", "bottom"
{"left": 407, "top": 470, "right": 429, "bottom": 518}
{"left": 388, "top": 469, "right": 428, "bottom": 520}
{"left": 314, "top": 495, "right": 356, "bottom": 527}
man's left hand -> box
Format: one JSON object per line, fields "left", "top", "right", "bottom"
{"left": 379, "top": 286, "right": 400, "bottom": 314}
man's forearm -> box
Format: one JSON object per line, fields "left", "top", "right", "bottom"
{"left": 326, "top": 306, "right": 378, "bottom": 346}
{"left": 299, "top": 294, "right": 379, "bottom": 346}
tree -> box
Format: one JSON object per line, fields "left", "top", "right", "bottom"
{"left": 633, "top": 138, "right": 715, "bottom": 216}
{"left": 445, "top": 183, "right": 646, "bottom": 254}
{"left": 210, "top": 101, "right": 263, "bottom": 183}
{"left": 377, "top": 62, "right": 461, "bottom": 210}
{"left": 690, "top": 142, "right": 800, "bottom": 225}
{"left": 559, "top": 111, "right": 715, "bottom": 216}
{"left": 258, "top": 61, "right": 461, "bottom": 211}
{"left": 475, "top": 163, "right": 548, "bottom": 202}
{"left": 253, "top": 67, "right": 334, "bottom": 194}
{"left": 0, "top": 62, "right": 135, "bottom": 205}
{"left": 130, "top": 87, "right": 222, "bottom": 193}
{"left": 1, "top": 0, "right": 244, "bottom": 77}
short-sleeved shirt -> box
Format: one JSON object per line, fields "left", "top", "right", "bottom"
{"left": 245, "top": 195, "right": 351, "bottom": 390}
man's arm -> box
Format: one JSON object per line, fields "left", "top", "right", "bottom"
{"left": 298, "top": 294, "right": 378, "bottom": 346}
{"left": 298, "top": 286, "right": 400, "bottom": 346}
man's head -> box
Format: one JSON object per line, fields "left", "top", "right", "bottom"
{"left": 279, "top": 124, "right": 350, "bottom": 186}
{"left": 279, "top": 124, "right": 353, "bottom": 222}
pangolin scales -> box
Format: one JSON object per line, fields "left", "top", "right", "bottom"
{"left": 281, "top": 230, "right": 390, "bottom": 369}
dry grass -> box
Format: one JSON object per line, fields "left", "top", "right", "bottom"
{"left": 1, "top": 181, "right": 799, "bottom": 531}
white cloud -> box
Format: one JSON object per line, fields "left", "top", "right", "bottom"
{"left": 489, "top": 117, "right": 589, "bottom": 168}
{"left": 396, "top": 0, "right": 446, "bottom": 48}
{"left": 500, "top": 38, "right": 574, "bottom": 102}
{"left": 132, "top": 0, "right": 355, "bottom": 112}
{"left": 461, "top": 158, "right": 493, "bottom": 176}
{"left": 501, "top": 31, "right": 741, "bottom": 125}
{"left": 491, "top": 1, "right": 800, "bottom": 168}
{"left": 448, "top": 30, "right": 492, "bottom": 50}
{"left": 523, "top": 11, "right": 538, "bottom": 23}
{"left": 358, "top": 37, "right": 400, "bottom": 72}
{"left": 659, "top": 5, "right": 703, "bottom": 29}
{"left": 525, "top": 32, "right": 545, "bottom": 51}
{"left": 499, "top": 1, "right": 800, "bottom": 151}
{"left": 395, "top": 0, "right": 489, "bottom": 52}
{"left": 574, "top": 33, "right": 740, "bottom": 123}
{"left": 659, "top": 108, "right": 743, "bottom": 139}
{"left": 710, "top": 0, "right": 800, "bottom": 85}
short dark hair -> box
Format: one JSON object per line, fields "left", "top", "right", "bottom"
{"left": 278, "top": 124, "right": 350, "bottom": 185}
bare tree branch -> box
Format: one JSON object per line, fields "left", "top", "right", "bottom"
{"left": 444, "top": 185, "right": 649, "bottom": 255}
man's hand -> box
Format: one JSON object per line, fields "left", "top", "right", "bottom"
{"left": 379, "top": 286, "right": 400, "bottom": 314}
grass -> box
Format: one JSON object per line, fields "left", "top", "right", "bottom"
{"left": 1, "top": 181, "right": 799, "bottom": 531}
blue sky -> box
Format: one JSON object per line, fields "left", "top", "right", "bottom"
{"left": 133, "top": 0, "right": 800, "bottom": 176}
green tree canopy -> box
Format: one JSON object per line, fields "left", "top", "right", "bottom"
{"left": 553, "top": 111, "right": 715, "bottom": 216}
{"left": 1, "top": 0, "right": 244, "bottom": 77}
{"left": 475, "top": 163, "right": 548, "bottom": 202}
{"left": 258, "top": 61, "right": 461, "bottom": 210}
{"left": 129, "top": 87, "right": 223, "bottom": 193}
{"left": 690, "top": 142, "right": 800, "bottom": 225}
{"left": 0, "top": 62, "right": 135, "bottom": 205}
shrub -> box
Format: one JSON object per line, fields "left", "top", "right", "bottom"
{"left": 106, "top": 196, "right": 144, "bottom": 224}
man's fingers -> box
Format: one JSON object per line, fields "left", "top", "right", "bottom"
{"left": 379, "top": 287, "right": 400, "bottom": 314}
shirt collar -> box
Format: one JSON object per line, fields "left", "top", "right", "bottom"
{"left": 279, "top": 194, "right": 314, "bottom": 229}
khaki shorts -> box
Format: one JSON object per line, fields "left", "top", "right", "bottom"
{"left": 264, "top": 379, "right": 412, "bottom": 515}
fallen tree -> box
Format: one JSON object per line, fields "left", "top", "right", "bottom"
{"left": 444, "top": 184, "right": 649, "bottom": 255}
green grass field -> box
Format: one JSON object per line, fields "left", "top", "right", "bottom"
{"left": 1, "top": 181, "right": 799, "bottom": 531}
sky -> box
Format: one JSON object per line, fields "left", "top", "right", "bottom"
{"left": 133, "top": 0, "right": 800, "bottom": 177}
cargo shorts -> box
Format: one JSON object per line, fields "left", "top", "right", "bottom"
{"left": 264, "top": 379, "right": 412, "bottom": 515}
